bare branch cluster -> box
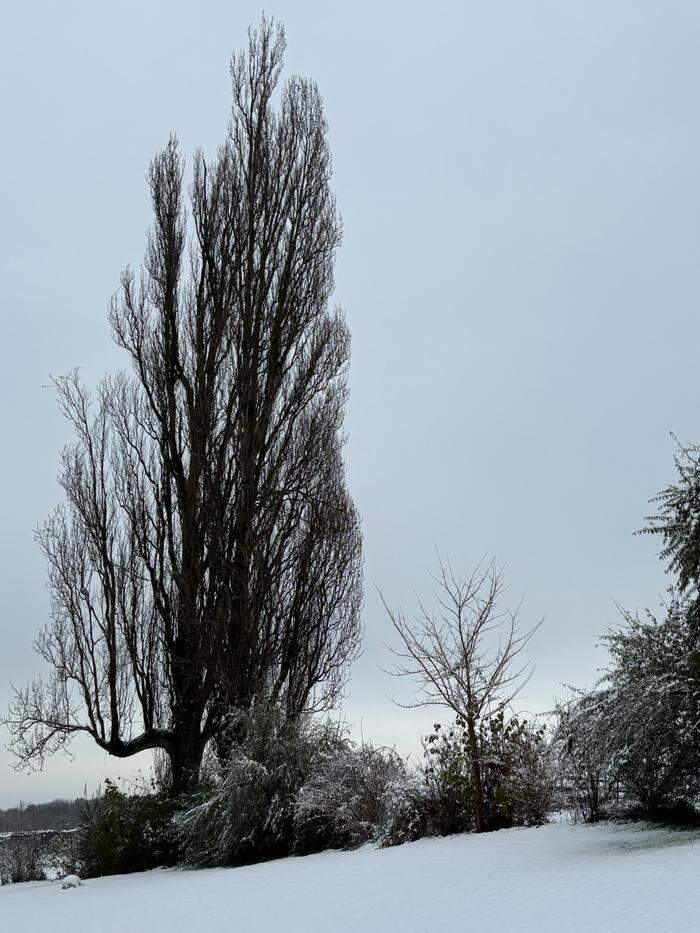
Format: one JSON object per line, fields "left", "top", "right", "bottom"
{"left": 383, "top": 556, "right": 540, "bottom": 721}
{"left": 382, "top": 554, "right": 541, "bottom": 830}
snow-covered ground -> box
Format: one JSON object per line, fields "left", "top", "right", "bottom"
{"left": 2, "top": 820, "right": 699, "bottom": 932}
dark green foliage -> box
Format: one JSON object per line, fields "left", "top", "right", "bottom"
{"left": 78, "top": 781, "right": 180, "bottom": 877}
{"left": 481, "top": 713, "right": 553, "bottom": 829}
{"left": 420, "top": 723, "right": 476, "bottom": 835}
{"left": 382, "top": 716, "right": 552, "bottom": 847}
{"left": 422, "top": 716, "right": 552, "bottom": 833}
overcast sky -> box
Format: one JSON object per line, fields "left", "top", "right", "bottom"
{"left": 1, "top": 0, "right": 699, "bottom": 807}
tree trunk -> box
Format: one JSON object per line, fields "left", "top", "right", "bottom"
{"left": 466, "top": 717, "right": 486, "bottom": 832}
{"left": 169, "top": 727, "right": 205, "bottom": 796}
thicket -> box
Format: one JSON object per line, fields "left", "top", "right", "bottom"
{"left": 174, "top": 702, "right": 553, "bottom": 869}
{"left": 294, "top": 739, "right": 408, "bottom": 854}
{"left": 176, "top": 701, "right": 408, "bottom": 866}
{"left": 0, "top": 831, "right": 79, "bottom": 885}
{"left": 382, "top": 715, "right": 552, "bottom": 846}
{"left": 77, "top": 781, "right": 180, "bottom": 877}
{"left": 67, "top": 698, "right": 556, "bottom": 880}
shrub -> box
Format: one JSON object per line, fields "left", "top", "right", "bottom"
{"left": 177, "top": 701, "right": 344, "bottom": 867}
{"left": 554, "top": 596, "right": 700, "bottom": 820}
{"left": 572, "top": 596, "right": 700, "bottom": 818}
{"left": 419, "top": 723, "right": 476, "bottom": 836}
{"left": 0, "top": 831, "right": 79, "bottom": 884}
{"left": 0, "top": 835, "right": 43, "bottom": 884}
{"left": 552, "top": 691, "right": 618, "bottom": 822}
{"left": 294, "top": 742, "right": 407, "bottom": 853}
{"left": 383, "top": 715, "right": 553, "bottom": 848}
{"left": 78, "top": 781, "right": 180, "bottom": 877}
{"left": 480, "top": 713, "right": 553, "bottom": 828}
{"left": 379, "top": 776, "right": 434, "bottom": 848}
{"left": 615, "top": 731, "right": 692, "bottom": 815}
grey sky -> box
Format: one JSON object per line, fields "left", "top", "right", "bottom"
{"left": 1, "top": 0, "right": 699, "bottom": 806}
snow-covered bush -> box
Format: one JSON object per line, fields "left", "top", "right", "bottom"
{"left": 379, "top": 776, "right": 434, "bottom": 847}
{"left": 552, "top": 690, "right": 618, "bottom": 822}
{"left": 78, "top": 781, "right": 180, "bottom": 877}
{"left": 294, "top": 742, "right": 408, "bottom": 853}
{"left": 177, "top": 701, "right": 345, "bottom": 866}
{"left": 602, "top": 597, "right": 700, "bottom": 814}
{"left": 0, "top": 831, "right": 78, "bottom": 884}
{"left": 0, "top": 835, "right": 43, "bottom": 884}
{"left": 557, "top": 593, "right": 700, "bottom": 820}
{"left": 178, "top": 755, "right": 292, "bottom": 867}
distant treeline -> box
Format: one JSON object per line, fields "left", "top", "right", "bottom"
{"left": 0, "top": 797, "right": 89, "bottom": 833}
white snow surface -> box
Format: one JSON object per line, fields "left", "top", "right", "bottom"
{"left": 2, "top": 820, "right": 699, "bottom": 931}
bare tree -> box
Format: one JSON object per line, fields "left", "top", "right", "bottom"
{"left": 382, "top": 556, "right": 541, "bottom": 832}
{"left": 6, "top": 17, "right": 363, "bottom": 794}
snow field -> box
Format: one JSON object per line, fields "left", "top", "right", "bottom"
{"left": 2, "top": 820, "right": 699, "bottom": 932}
